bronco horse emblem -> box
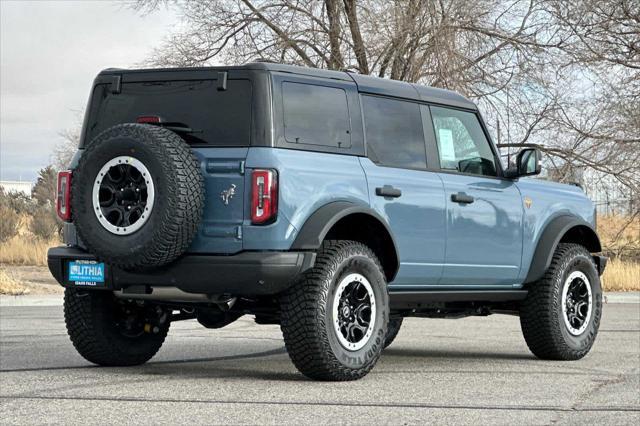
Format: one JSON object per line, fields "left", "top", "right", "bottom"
{"left": 220, "top": 184, "right": 236, "bottom": 205}
{"left": 524, "top": 196, "right": 533, "bottom": 209}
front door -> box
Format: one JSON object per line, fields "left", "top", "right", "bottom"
{"left": 429, "top": 105, "right": 524, "bottom": 287}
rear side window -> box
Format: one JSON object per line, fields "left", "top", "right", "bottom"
{"left": 86, "top": 79, "right": 252, "bottom": 146}
{"left": 282, "top": 82, "right": 351, "bottom": 148}
{"left": 430, "top": 106, "right": 497, "bottom": 176}
{"left": 362, "top": 95, "right": 426, "bottom": 169}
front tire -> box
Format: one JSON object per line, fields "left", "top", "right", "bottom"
{"left": 520, "top": 243, "right": 602, "bottom": 360}
{"left": 64, "top": 288, "right": 170, "bottom": 366}
{"left": 280, "top": 240, "right": 389, "bottom": 381}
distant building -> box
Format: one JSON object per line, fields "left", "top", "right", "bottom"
{"left": 0, "top": 180, "right": 33, "bottom": 197}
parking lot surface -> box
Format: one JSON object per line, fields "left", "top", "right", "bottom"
{"left": 1, "top": 301, "right": 638, "bottom": 424}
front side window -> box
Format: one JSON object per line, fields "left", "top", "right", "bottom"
{"left": 362, "top": 95, "right": 426, "bottom": 169}
{"left": 431, "top": 106, "right": 497, "bottom": 176}
{"left": 282, "top": 82, "right": 351, "bottom": 148}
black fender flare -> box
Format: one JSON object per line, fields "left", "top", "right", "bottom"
{"left": 524, "top": 215, "right": 602, "bottom": 284}
{"left": 291, "top": 201, "right": 400, "bottom": 279}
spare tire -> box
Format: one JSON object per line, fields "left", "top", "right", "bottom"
{"left": 72, "top": 123, "right": 204, "bottom": 269}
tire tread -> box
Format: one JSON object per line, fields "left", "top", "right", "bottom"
{"left": 280, "top": 240, "right": 387, "bottom": 381}
{"left": 64, "top": 288, "right": 169, "bottom": 366}
{"left": 73, "top": 124, "right": 204, "bottom": 269}
{"left": 520, "top": 243, "right": 601, "bottom": 360}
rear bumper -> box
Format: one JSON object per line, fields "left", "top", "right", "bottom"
{"left": 47, "top": 246, "right": 316, "bottom": 296}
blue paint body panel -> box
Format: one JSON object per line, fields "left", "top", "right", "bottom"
{"left": 359, "top": 158, "right": 446, "bottom": 287}
{"left": 242, "top": 148, "right": 370, "bottom": 250}
{"left": 186, "top": 147, "right": 596, "bottom": 289}
{"left": 187, "top": 147, "right": 370, "bottom": 253}
{"left": 437, "top": 173, "right": 523, "bottom": 287}
{"left": 514, "top": 178, "right": 595, "bottom": 284}
{"left": 188, "top": 148, "right": 249, "bottom": 254}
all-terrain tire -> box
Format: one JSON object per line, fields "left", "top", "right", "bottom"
{"left": 64, "top": 288, "right": 170, "bottom": 366}
{"left": 520, "top": 243, "right": 602, "bottom": 360}
{"left": 280, "top": 240, "right": 389, "bottom": 381}
{"left": 72, "top": 123, "right": 204, "bottom": 269}
{"left": 384, "top": 318, "right": 403, "bottom": 348}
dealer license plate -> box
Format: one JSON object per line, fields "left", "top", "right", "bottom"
{"left": 67, "top": 260, "right": 105, "bottom": 287}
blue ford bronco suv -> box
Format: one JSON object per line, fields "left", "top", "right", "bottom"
{"left": 48, "top": 63, "right": 606, "bottom": 381}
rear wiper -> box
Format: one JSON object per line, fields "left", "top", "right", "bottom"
{"left": 152, "top": 121, "right": 203, "bottom": 135}
{"left": 163, "top": 125, "right": 202, "bottom": 134}
{"left": 161, "top": 123, "right": 208, "bottom": 144}
{"left": 136, "top": 116, "right": 204, "bottom": 138}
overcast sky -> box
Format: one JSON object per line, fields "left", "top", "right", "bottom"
{"left": 0, "top": 0, "right": 178, "bottom": 182}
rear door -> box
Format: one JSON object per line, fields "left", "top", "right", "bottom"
{"left": 359, "top": 95, "right": 446, "bottom": 288}
{"left": 428, "top": 105, "right": 523, "bottom": 286}
{"left": 84, "top": 75, "right": 253, "bottom": 254}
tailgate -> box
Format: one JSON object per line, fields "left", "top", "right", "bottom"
{"left": 189, "top": 148, "right": 248, "bottom": 254}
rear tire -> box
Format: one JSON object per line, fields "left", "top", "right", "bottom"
{"left": 280, "top": 240, "right": 389, "bottom": 381}
{"left": 384, "top": 318, "right": 403, "bottom": 348}
{"left": 520, "top": 243, "right": 602, "bottom": 360}
{"left": 64, "top": 288, "right": 170, "bottom": 366}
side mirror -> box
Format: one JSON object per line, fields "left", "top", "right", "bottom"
{"left": 505, "top": 148, "right": 542, "bottom": 178}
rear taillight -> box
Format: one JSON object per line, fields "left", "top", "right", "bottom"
{"left": 251, "top": 169, "right": 278, "bottom": 224}
{"left": 56, "top": 171, "right": 72, "bottom": 222}
{"left": 137, "top": 115, "right": 162, "bottom": 124}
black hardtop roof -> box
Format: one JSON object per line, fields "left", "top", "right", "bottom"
{"left": 99, "top": 62, "right": 477, "bottom": 110}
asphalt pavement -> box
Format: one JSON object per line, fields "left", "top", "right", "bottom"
{"left": 1, "top": 299, "right": 638, "bottom": 424}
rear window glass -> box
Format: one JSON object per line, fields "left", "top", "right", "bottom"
{"left": 85, "top": 79, "right": 252, "bottom": 146}
{"left": 362, "top": 95, "right": 426, "bottom": 169}
{"left": 282, "top": 82, "right": 351, "bottom": 148}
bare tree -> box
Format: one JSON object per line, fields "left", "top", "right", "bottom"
{"left": 133, "top": 0, "right": 638, "bottom": 206}
{"left": 520, "top": 0, "right": 639, "bottom": 204}
{"left": 134, "top": 1, "right": 553, "bottom": 86}
{"left": 53, "top": 128, "right": 80, "bottom": 171}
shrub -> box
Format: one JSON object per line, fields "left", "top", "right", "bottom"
{"left": 0, "top": 205, "right": 20, "bottom": 242}
{"left": 30, "top": 206, "right": 59, "bottom": 240}
{"left": 0, "top": 187, "right": 36, "bottom": 215}
{"left": 0, "top": 268, "right": 29, "bottom": 295}
{"left": 32, "top": 166, "right": 57, "bottom": 206}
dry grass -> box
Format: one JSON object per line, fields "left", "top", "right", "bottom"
{"left": 597, "top": 214, "right": 640, "bottom": 258}
{"left": 0, "top": 235, "right": 59, "bottom": 266}
{"left": 602, "top": 258, "right": 640, "bottom": 292}
{"left": 0, "top": 212, "right": 60, "bottom": 266}
{"left": 596, "top": 215, "right": 639, "bottom": 291}
{"left": 0, "top": 268, "right": 30, "bottom": 295}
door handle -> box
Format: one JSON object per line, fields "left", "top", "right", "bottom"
{"left": 376, "top": 185, "right": 402, "bottom": 198}
{"left": 451, "top": 192, "right": 474, "bottom": 204}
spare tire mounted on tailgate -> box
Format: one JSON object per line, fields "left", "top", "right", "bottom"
{"left": 72, "top": 123, "right": 204, "bottom": 269}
